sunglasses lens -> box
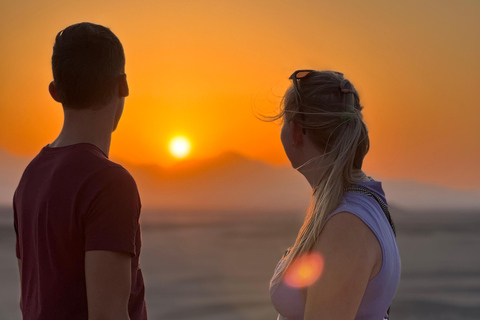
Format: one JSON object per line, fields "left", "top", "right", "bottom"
{"left": 296, "top": 71, "right": 311, "bottom": 79}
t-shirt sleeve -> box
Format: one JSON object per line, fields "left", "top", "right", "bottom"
{"left": 81, "top": 167, "right": 141, "bottom": 257}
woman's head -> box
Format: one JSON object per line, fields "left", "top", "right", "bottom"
{"left": 276, "top": 70, "right": 370, "bottom": 186}
{"left": 268, "top": 70, "right": 372, "bottom": 288}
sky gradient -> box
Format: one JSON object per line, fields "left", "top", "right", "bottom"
{"left": 0, "top": 0, "right": 479, "bottom": 189}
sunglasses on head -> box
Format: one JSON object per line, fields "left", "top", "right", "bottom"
{"left": 288, "top": 70, "right": 315, "bottom": 135}
{"left": 289, "top": 70, "right": 315, "bottom": 80}
{"left": 289, "top": 69, "right": 315, "bottom": 96}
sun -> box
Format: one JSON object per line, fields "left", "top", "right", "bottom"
{"left": 169, "top": 136, "right": 191, "bottom": 159}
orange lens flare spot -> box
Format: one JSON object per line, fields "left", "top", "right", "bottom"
{"left": 284, "top": 253, "right": 324, "bottom": 288}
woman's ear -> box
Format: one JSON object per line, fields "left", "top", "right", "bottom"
{"left": 48, "top": 81, "right": 62, "bottom": 103}
{"left": 290, "top": 120, "right": 304, "bottom": 147}
{"left": 118, "top": 73, "right": 129, "bottom": 98}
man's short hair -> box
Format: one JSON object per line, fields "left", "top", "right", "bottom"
{"left": 52, "top": 22, "right": 125, "bottom": 110}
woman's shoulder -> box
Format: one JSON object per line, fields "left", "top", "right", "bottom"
{"left": 320, "top": 211, "right": 379, "bottom": 246}
{"left": 312, "top": 211, "right": 381, "bottom": 286}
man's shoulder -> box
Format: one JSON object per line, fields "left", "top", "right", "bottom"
{"left": 92, "top": 164, "right": 136, "bottom": 186}
{"left": 22, "top": 144, "right": 135, "bottom": 186}
{"left": 72, "top": 162, "right": 140, "bottom": 212}
{"left": 53, "top": 145, "right": 137, "bottom": 191}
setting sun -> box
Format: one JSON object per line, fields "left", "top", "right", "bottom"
{"left": 169, "top": 136, "right": 191, "bottom": 159}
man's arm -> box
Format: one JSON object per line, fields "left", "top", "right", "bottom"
{"left": 17, "top": 258, "right": 22, "bottom": 310}
{"left": 85, "top": 250, "right": 132, "bottom": 320}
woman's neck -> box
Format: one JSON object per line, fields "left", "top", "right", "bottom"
{"left": 352, "top": 169, "right": 371, "bottom": 182}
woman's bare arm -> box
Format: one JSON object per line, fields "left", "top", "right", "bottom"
{"left": 304, "top": 212, "right": 379, "bottom": 320}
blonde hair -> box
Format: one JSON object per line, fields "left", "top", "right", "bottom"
{"left": 266, "top": 71, "right": 370, "bottom": 288}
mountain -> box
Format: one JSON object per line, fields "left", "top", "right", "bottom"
{"left": 121, "top": 153, "right": 480, "bottom": 211}
{"left": 1, "top": 147, "right": 479, "bottom": 211}
{"left": 121, "top": 152, "right": 312, "bottom": 211}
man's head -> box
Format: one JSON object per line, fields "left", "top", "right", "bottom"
{"left": 50, "top": 22, "right": 127, "bottom": 110}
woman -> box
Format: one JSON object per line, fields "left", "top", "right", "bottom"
{"left": 267, "top": 70, "right": 401, "bottom": 320}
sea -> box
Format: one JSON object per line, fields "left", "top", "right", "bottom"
{"left": 1, "top": 205, "right": 479, "bottom": 320}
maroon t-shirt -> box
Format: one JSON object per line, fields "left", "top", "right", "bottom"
{"left": 13, "top": 143, "right": 147, "bottom": 320}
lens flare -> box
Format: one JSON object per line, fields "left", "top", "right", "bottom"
{"left": 284, "top": 253, "right": 324, "bottom": 288}
{"left": 169, "top": 136, "right": 191, "bottom": 158}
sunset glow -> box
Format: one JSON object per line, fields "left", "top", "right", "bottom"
{"left": 0, "top": 1, "right": 478, "bottom": 189}
{"left": 284, "top": 253, "right": 325, "bottom": 288}
{"left": 169, "top": 136, "right": 191, "bottom": 159}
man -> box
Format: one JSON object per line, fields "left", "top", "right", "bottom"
{"left": 13, "top": 22, "right": 147, "bottom": 320}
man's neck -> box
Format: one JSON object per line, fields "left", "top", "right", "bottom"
{"left": 49, "top": 106, "right": 115, "bottom": 157}
{"left": 49, "top": 134, "right": 112, "bottom": 157}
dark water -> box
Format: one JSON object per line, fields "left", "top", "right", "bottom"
{"left": 1, "top": 206, "right": 479, "bottom": 319}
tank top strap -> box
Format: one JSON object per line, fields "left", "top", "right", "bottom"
{"left": 344, "top": 184, "right": 397, "bottom": 237}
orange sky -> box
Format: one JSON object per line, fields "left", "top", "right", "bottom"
{"left": 0, "top": 0, "right": 479, "bottom": 189}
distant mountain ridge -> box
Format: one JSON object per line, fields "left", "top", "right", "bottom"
{"left": 121, "top": 151, "right": 312, "bottom": 210}
{"left": 128, "top": 152, "right": 251, "bottom": 180}
{"left": 1, "top": 147, "right": 479, "bottom": 211}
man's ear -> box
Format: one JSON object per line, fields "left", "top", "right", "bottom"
{"left": 48, "top": 82, "right": 62, "bottom": 103}
{"left": 290, "top": 120, "right": 304, "bottom": 147}
{"left": 118, "top": 74, "right": 129, "bottom": 98}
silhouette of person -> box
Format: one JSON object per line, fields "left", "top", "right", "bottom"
{"left": 13, "top": 22, "right": 147, "bottom": 320}
{"left": 268, "top": 70, "right": 400, "bottom": 320}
